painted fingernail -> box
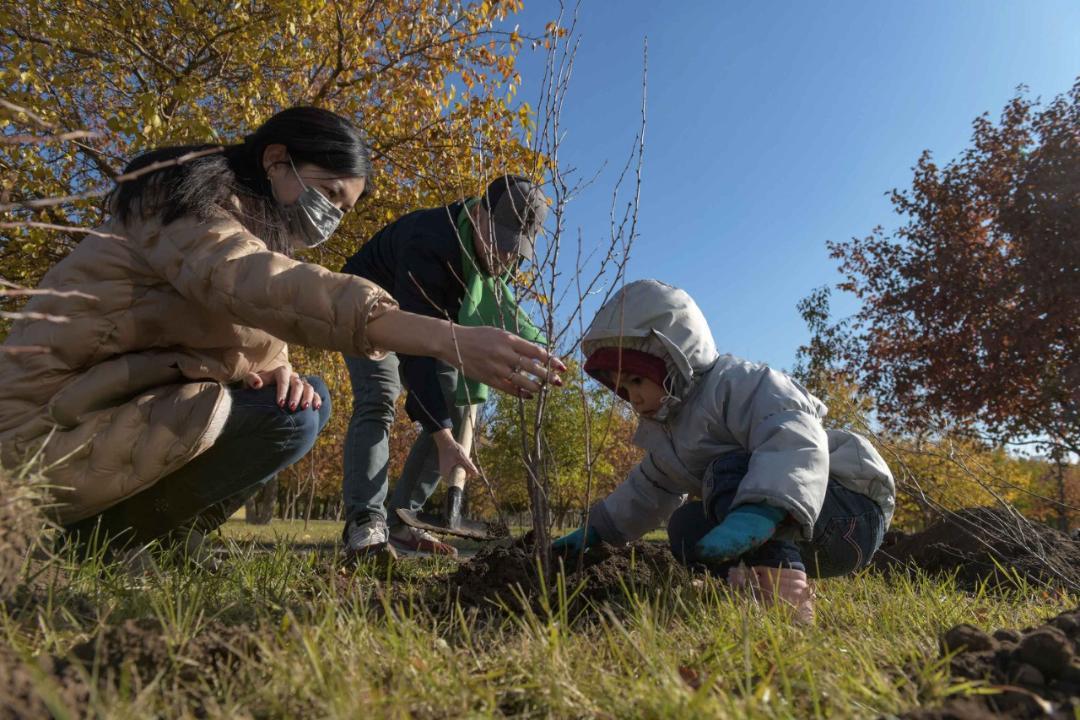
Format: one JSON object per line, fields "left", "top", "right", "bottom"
{"left": 290, "top": 403, "right": 297, "bottom": 410}
{"left": 553, "top": 377, "right": 564, "bottom": 386}
{"left": 302, "top": 403, "right": 309, "bottom": 410}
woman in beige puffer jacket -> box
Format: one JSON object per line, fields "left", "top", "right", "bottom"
{"left": 0, "top": 106, "right": 562, "bottom": 552}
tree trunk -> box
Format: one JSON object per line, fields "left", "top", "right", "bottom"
{"left": 1055, "top": 461, "right": 1068, "bottom": 532}
{"left": 526, "top": 457, "right": 552, "bottom": 578}
{"left": 244, "top": 475, "right": 278, "bottom": 525}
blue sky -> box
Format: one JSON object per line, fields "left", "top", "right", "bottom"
{"left": 501, "top": 1, "right": 1080, "bottom": 369}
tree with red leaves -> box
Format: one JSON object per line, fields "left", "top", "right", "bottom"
{"left": 830, "top": 81, "right": 1079, "bottom": 463}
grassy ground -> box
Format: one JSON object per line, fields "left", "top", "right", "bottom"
{"left": 221, "top": 518, "right": 343, "bottom": 545}
{"left": 2, "top": 524, "right": 1073, "bottom": 719}
{"left": 218, "top": 518, "right": 668, "bottom": 548}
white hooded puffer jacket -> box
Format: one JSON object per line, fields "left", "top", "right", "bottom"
{"left": 583, "top": 280, "right": 895, "bottom": 543}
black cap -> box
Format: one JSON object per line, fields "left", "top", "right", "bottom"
{"left": 482, "top": 175, "right": 548, "bottom": 260}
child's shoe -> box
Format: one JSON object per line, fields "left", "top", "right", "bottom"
{"left": 727, "top": 564, "right": 815, "bottom": 625}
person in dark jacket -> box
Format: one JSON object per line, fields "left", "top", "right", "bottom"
{"left": 340, "top": 175, "right": 548, "bottom": 559}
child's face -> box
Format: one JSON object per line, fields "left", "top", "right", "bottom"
{"left": 614, "top": 373, "right": 666, "bottom": 417}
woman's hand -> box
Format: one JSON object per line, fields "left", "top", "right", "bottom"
{"left": 432, "top": 428, "right": 479, "bottom": 479}
{"left": 244, "top": 365, "right": 322, "bottom": 412}
{"left": 365, "top": 310, "right": 567, "bottom": 399}
{"left": 442, "top": 325, "right": 565, "bottom": 399}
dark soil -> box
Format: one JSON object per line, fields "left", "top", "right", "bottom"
{"left": 898, "top": 607, "right": 1080, "bottom": 719}
{"left": 440, "top": 535, "right": 687, "bottom": 613}
{"left": 69, "top": 617, "right": 259, "bottom": 689}
{"left": 0, "top": 617, "right": 258, "bottom": 719}
{"left": 0, "top": 645, "right": 89, "bottom": 720}
{"left": 0, "top": 473, "right": 43, "bottom": 602}
{"left": 872, "top": 507, "right": 1080, "bottom": 593}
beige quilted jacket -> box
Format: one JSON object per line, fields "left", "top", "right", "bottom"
{"left": 0, "top": 201, "right": 395, "bottom": 524}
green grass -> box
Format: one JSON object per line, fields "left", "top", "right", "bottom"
{"left": 3, "top": 532, "right": 1073, "bottom": 719}
{"left": 218, "top": 519, "right": 661, "bottom": 554}
{"left": 221, "top": 518, "right": 343, "bottom": 545}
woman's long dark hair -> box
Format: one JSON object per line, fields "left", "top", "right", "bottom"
{"left": 108, "top": 106, "right": 369, "bottom": 253}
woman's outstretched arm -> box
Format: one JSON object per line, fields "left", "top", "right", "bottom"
{"left": 366, "top": 309, "right": 565, "bottom": 397}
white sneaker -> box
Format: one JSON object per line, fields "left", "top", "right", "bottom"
{"left": 343, "top": 517, "right": 395, "bottom": 563}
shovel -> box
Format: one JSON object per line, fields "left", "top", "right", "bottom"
{"left": 395, "top": 404, "right": 496, "bottom": 540}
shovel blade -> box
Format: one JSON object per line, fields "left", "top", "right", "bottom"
{"left": 395, "top": 508, "right": 497, "bottom": 541}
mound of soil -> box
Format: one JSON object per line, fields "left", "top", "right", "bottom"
{"left": 441, "top": 537, "right": 686, "bottom": 613}
{"left": 70, "top": 617, "right": 259, "bottom": 688}
{"left": 899, "top": 607, "right": 1080, "bottom": 719}
{"left": 0, "top": 617, "right": 258, "bottom": 718}
{"left": 0, "top": 645, "right": 89, "bottom": 720}
{"left": 873, "top": 507, "right": 1080, "bottom": 592}
{"left": 0, "top": 472, "right": 44, "bottom": 601}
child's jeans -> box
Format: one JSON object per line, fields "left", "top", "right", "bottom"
{"left": 667, "top": 451, "right": 885, "bottom": 578}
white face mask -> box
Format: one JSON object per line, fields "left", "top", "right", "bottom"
{"left": 272, "top": 158, "right": 344, "bottom": 250}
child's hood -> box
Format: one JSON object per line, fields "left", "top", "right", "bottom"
{"left": 582, "top": 279, "right": 720, "bottom": 389}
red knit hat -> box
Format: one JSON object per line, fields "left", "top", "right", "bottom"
{"left": 583, "top": 347, "right": 668, "bottom": 400}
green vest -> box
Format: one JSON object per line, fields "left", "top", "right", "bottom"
{"left": 454, "top": 200, "right": 546, "bottom": 405}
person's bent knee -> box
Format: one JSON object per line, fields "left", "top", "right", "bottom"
{"left": 303, "top": 374, "right": 332, "bottom": 427}
{"left": 667, "top": 501, "right": 711, "bottom": 566}
{"left": 348, "top": 383, "right": 396, "bottom": 424}
{"left": 292, "top": 375, "right": 331, "bottom": 441}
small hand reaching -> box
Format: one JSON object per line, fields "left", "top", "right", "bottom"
{"left": 551, "top": 526, "right": 600, "bottom": 555}
{"left": 694, "top": 503, "right": 786, "bottom": 563}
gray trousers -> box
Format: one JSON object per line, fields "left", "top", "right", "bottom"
{"left": 342, "top": 353, "right": 466, "bottom": 528}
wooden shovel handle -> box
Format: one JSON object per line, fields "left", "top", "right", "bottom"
{"left": 447, "top": 404, "right": 477, "bottom": 491}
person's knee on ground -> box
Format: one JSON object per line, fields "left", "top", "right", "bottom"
{"left": 667, "top": 452, "right": 747, "bottom": 571}
{"left": 667, "top": 501, "right": 715, "bottom": 568}
{"left": 799, "top": 480, "right": 886, "bottom": 580}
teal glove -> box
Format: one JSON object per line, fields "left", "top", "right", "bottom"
{"left": 551, "top": 526, "right": 600, "bottom": 554}
{"left": 694, "top": 503, "right": 786, "bottom": 562}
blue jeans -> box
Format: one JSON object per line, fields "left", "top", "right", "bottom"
{"left": 65, "top": 376, "right": 331, "bottom": 546}
{"left": 342, "top": 353, "right": 466, "bottom": 528}
{"left": 667, "top": 451, "right": 885, "bottom": 578}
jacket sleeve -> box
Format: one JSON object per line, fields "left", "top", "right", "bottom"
{"left": 142, "top": 214, "right": 397, "bottom": 358}
{"left": 589, "top": 454, "right": 687, "bottom": 544}
{"left": 715, "top": 363, "right": 830, "bottom": 540}
{"left": 393, "top": 235, "right": 457, "bottom": 433}
{"left": 269, "top": 342, "right": 289, "bottom": 371}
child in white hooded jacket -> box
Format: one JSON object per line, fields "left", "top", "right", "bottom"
{"left": 552, "top": 280, "right": 895, "bottom": 622}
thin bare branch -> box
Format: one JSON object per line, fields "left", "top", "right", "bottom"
{"left": 0, "top": 146, "right": 224, "bottom": 212}
{"left": 0, "top": 130, "right": 101, "bottom": 145}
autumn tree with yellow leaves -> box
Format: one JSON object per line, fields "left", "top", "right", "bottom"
{"left": 2, "top": 0, "right": 557, "bottom": 521}
{"left": 1, "top": 0, "right": 536, "bottom": 284}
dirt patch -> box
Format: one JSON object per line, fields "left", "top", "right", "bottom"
{"left": 899, "top": 607, "right": 1080, "bottom": 719}
{"left": 0, "top": 644, "right": 89, "bottom": 720}
{"left": 872, "top": 507, "right": 1080, "bottom": 592}
{"left": 439, "top": 536, "right": 687, "bottom": 613}
{"left": 0, "top": 617, "right": 258, "bottom": 719}
{"left": 0, "top": 472, "right": 44, "bottom": 602}
{"left": 70, "top": 617, "right": 259, "bottom": 689}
